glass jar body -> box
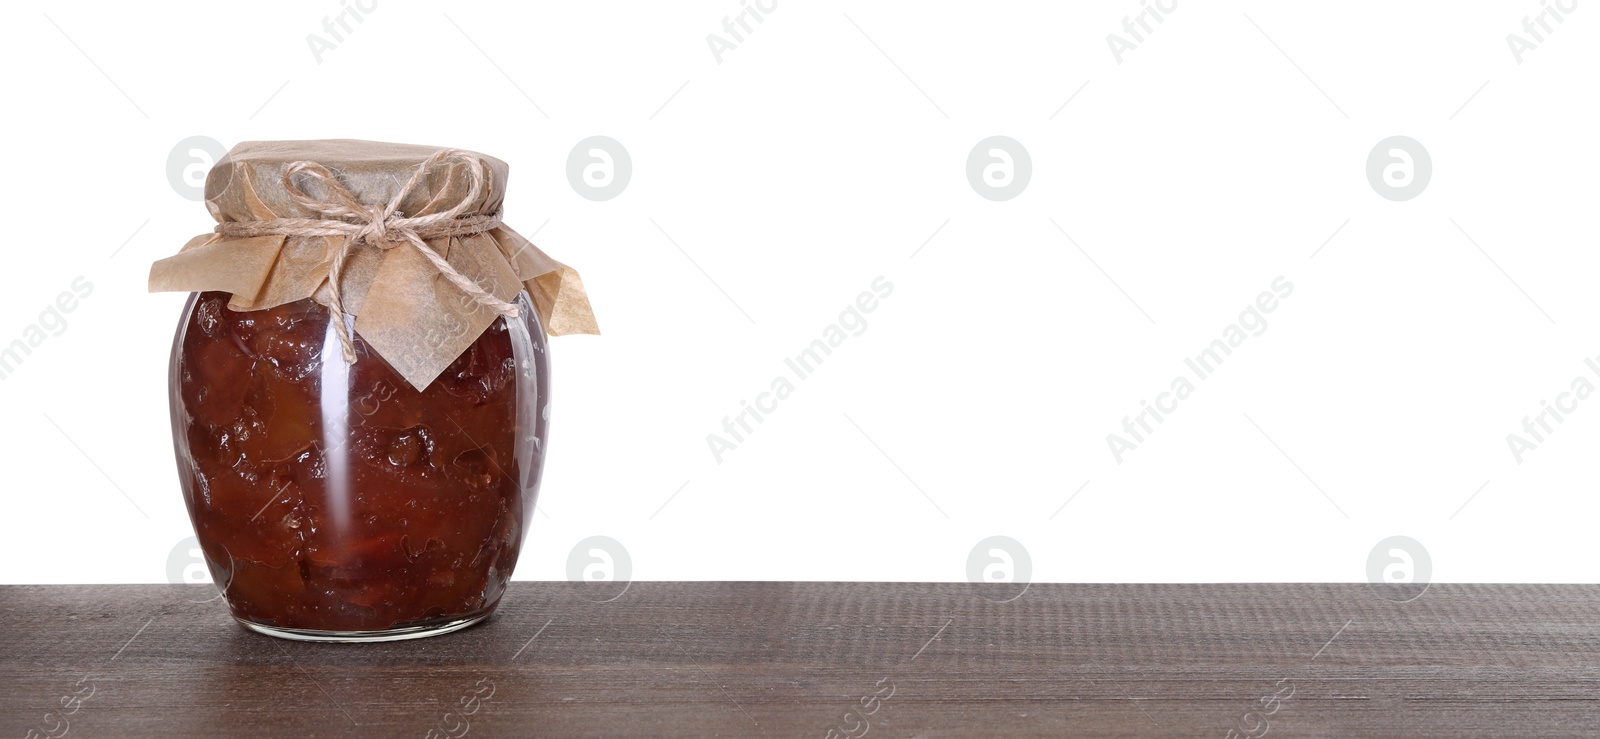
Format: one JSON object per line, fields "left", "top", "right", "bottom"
{"left": 168, "top": 291, "right": 548, "bottom": 641}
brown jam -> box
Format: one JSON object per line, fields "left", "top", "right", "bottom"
{"left": 170, "top": 291, "right": 546, "bottom": 634}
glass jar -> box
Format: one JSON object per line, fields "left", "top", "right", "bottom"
{"left": 167, "top": 289, "right": 548, "bottom": 641}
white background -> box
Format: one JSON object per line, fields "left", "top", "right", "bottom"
{"left": 1, "top": 1, "right": 1595, "bottom": 584}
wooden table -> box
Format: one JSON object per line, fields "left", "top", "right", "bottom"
{"left": 2, "top": 583, "right": 1597, "bottom": 737}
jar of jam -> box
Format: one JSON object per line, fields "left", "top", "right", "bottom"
{"left": 152, "top": 141, "right": 595, "bottom": 641}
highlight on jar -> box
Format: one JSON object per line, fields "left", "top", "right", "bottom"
{"left": 148, "top": 140, "right": 599, "bottom": 642}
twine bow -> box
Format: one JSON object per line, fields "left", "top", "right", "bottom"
{"left": 214, "top": 148, "right": 519, "bottom": 363}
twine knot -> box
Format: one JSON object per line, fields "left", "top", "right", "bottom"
{"left": 214, "top": 149, "right": 518, "bottom": 363}
{"left": 356, "top": 205, "right": 392, "bottom": 246}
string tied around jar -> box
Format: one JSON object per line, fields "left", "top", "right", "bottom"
{"left": 213, "top": 148, "right": 519, "bottom": 363}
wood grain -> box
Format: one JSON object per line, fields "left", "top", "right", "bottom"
{"left": 2, "top": 583, "right": 1598, "bottom": 737}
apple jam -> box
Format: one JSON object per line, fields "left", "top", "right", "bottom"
{"left": 168, "top": 290, "right": 548, "bottom": 636}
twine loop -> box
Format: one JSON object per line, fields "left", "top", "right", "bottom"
{"left": 214, "top": 149, "right": 518, "bottom": 363}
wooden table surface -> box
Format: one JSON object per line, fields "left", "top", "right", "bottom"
{"left": 2, "top": 583, "right": 1598, "bottom": 737}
